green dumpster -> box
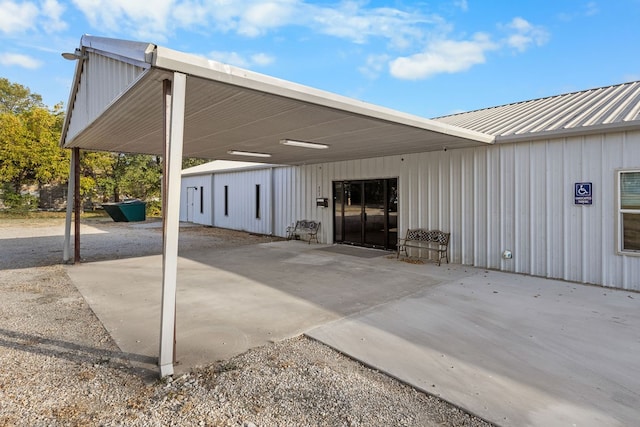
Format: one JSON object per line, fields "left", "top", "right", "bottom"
{"left": 102, "top": 199, "right": 146, "bottom": 222}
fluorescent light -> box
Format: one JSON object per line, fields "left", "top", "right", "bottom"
{"left": 280, "top": 139, "right": 329, "bottom": 150}
{"left": 227, "top": 150, "right": 272, "bottom": 158}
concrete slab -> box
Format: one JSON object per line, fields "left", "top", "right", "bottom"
{"left": 308, "top": 270, "right": 640, "bottom": 427}
{"left": 65, "top": 236, "right": 640, "bottom": 426}
{"left": 66, "top": 241, "right": 469, "bottom": 377}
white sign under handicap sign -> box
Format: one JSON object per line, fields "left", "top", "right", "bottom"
{"left": 574, "top": 182, "right": 593, "bottom": 205}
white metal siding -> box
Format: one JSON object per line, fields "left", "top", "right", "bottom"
{"left": 180, "top": 175, "right": 213, "bottom": 225}
{"left": 287, "top": 130, "right": 640, "bottom": 290}
{"left": 66, "top": 52, "right": 147, "bottom": 142}
{"left": 213, "top": 168, "right": 273, "bottom": 235}
{"left": 182, "top": 130, "right": 640, "bottom": 290}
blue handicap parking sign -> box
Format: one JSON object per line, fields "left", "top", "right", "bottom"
{"left": 575, "top": 182, "right": 593, "bottom": 205}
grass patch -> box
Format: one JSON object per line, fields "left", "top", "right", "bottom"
{"left": 0, "top": 210, "right": 110, "bottom": 220}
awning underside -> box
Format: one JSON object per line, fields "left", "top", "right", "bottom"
{"left": 63, "top": 69, "right": 491, "bottom": 164}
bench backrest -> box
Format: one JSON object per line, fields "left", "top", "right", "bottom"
{"left": 405, "top": 229, "right": 450, "bottom": 245}
{"left": 296, "top": 220, "right": 320, "bottom": 231}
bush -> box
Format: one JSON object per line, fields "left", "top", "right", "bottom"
{"left": 146, "top": 200, "right": 162, "bottom": 217}
{"left": 0, "top": 189, "right": 38, "bottom": 212}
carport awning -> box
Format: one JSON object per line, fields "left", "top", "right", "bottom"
{"left": 60, "top": 35, "right": 493, "bottom": 164}
{"left": 59, "top": 35, "right": 495, "bottom": 378}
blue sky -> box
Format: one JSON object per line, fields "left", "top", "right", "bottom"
{"left": 1, "top": 0, "right": 639, "bottom": 118}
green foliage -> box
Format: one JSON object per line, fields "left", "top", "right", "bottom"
{"left": 0, "top": 186, "right": 38, "bottom": 212}
{"left": 0, "top": 79, "right": 67, "bottom": 194}
{"left": 0, "top": 78, "right": 44, "bottom": 114}
{"left": 87, "top": 153, "right": 162, "bottom": 203}
{"left": 182, "top": 157, "right": 210, "bottom": 169}
{"left": 145, "top": 200, "right": 162, "bottom": 217}
{"left": 0, "top": 77, "right": 206, "bottom": 215}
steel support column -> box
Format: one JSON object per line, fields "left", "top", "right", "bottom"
{"left": 62, "top": 148, "right": 77, "bottom": 262}
{"left": 158, "top": 73, "right": 186, "bottom": 378}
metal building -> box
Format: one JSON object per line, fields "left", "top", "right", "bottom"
{"left": 59, "top": 35, "right": 640, "bottom": 376}
{"left": 183, "top": 82, "right": 640, "bottom": 290}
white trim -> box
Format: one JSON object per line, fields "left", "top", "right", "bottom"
{"left": 616, "top": 168, "right": 640, "bottom": 256}
{"left": 151, "top": 45, "right": 494, "bottom": 145}
{"left": 159, "top": 72, "right": 187, "bottom": 377}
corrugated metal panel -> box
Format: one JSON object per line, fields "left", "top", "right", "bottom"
{"left": 65, "top": 51, "right": 148, "bottom": 142}
{"left": 212, "top": 168, "right": 274, "bottom": 235}
{"left": 183, "top": 128, "right": 640, "bottom": 290}
{"left": 435, "top": 81, "right": 640, "bottom": 138}
{"left": 293, "top": 129, "right": 640, "bottom": 290}
{"left": 180, "top": 175, "right": 213, "bottom": 225}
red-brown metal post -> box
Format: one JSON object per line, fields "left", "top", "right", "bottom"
{"left": 73, "top": 147, "right": 81, "bottom": 264}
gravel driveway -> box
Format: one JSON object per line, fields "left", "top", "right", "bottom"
{"left": 0, "top": 218, "right": 491, "bottom": 426}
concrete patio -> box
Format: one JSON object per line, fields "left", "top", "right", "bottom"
{"left": 65, "top": 236, "right": 640, "bottom": 427}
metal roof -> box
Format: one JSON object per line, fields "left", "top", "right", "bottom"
{"left": 60, "top": 35, "right": 494, "bottom": 164}
{"left": 434, "top": 81, "right": 640, "bottom": 142}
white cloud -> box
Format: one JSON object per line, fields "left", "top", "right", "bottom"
{"left": 309, "top": 2, "right": 439, "bottom": 49}
{"left": 209, "top": 51, "right": 249, "bottom": 68}
{"left": 67, "top": 0, "right": 436, "bottom": 50}
{"left": 71, "top": 0, "right": 174, "bottom": 38}
{"left": 454, "top": 0, "right": 469, "bottom": 12}
{"left": 238, "top": 1, "right": 296, "bottom": 37}
{"left": 0, "top": 52, "right": 43, "bottom": 68}
{"left": 251, "top": 52, "right": 275, "bottom": 66}
{"left": 504, "top": 17, "right": 549, "bottom": 52}
{"left": 41, "top": 0, "right": 67, "bottom": 33}
{"left": 208, "top": 50, "right": 275, "bottom": 68}
{"left": 389, "top": 33, "right": 498, "bottom": 80}
{"left": 359, "top": 53, "right": 390, "bottom": 79}
{"left": 0, "top": 0, "right": 39, "bottom": 33}
{"left": 585, "top": 1, "right": 599, "bottom": 16}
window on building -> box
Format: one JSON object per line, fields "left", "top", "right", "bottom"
{"left": 224, "top": 185, "right": 229, "bottom": 216}
{"left": 619, "top": 170, "right": 640, "bottom": 252}
{"left": 200, "top": 186, "right": 203, "bottom": 214}
{"left": 255, "top": 184, "right": 261, "bottom": 219}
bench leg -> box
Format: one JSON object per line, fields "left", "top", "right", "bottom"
{"left": 396, "top": 245, "right": 407, "bottom": 259}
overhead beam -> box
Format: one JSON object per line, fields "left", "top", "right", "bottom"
{"left": 158, "top": 72, "right": 187, "bottom": 378}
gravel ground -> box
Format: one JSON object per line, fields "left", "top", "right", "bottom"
{"left": 0, "top": 218, "right": 493, "bottom": 426}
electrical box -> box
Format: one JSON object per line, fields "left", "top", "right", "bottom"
{"left": 316, "top": 197, "right": 328, "bottom": 208}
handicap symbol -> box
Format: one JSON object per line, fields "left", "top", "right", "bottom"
{"left": 577, "top": 184, "right": 589, "bottom": 196}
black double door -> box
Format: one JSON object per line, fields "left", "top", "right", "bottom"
{"left": 333, "top": 178, "right": 398, "bottom": 250}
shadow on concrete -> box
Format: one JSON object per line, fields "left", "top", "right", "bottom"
{"left": 0, "top": 327, "right": 157, "bottom": 379}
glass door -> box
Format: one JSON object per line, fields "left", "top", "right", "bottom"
{"left": 333, "top": 178, "right": 397, "bottom": 250}
{"left": 363, "top": 180, "right": 385, "bottom": 247}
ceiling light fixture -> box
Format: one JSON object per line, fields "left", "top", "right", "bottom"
{"left": 227, "top": 150, "right": 272, "bottom": 158}
{"left": 280, "top": 139, "right": 329, "bottom": 150}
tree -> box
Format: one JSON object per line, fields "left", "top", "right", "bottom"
{"left": 0, "top": 102, "right": 68, "bottom": 192}
{"left": 0, "top": 78, "right": 44, "bottom": 114}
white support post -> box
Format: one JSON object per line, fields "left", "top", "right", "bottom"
{"left": 63, "top": 148, "right": 77, "bottom": 262}
{"left": 158, "top": 72, "right": 186, "bottom": 378}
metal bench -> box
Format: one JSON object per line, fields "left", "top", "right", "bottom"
{"left": 397, "top": 229, "right": 450, "bottom": 265}
{"left": 286, "top": 220, "right": 320, "bottom": 244}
